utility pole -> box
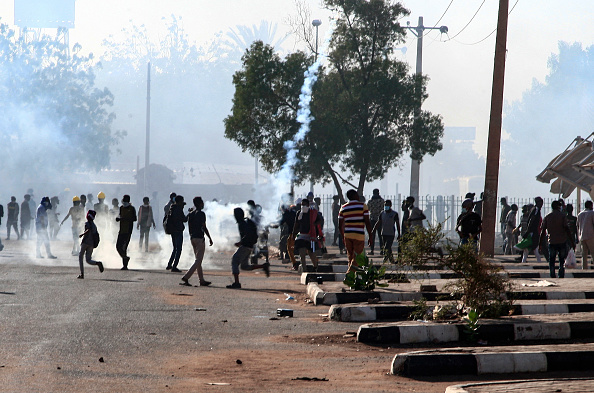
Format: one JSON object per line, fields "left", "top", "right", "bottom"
{"left": 480, "top": 0, "right": 509, "bottom": 256}
{"left": 406, "top": 17, "right": 448, "bottom": 203}
{"left": 144, "top": 61, "right": 151, "bottom": 196}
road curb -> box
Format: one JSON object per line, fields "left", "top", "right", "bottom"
{"left": 391, "top": 349, "right": 594, "bottom": 376}
{"left": 358, "top": 320, "right": 594, "bottom": 344}
{"left": 301, "top": 271, "right": 594, "bottom": 283}
{"left": 444, "top": 378, "right": 594, "bottom": 393}
{"left": 330, "top": 302, "right": 594, "bottom": 322}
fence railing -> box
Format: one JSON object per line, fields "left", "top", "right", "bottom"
{"left": 299, "top": 194, "right": 579, "bottom": 236}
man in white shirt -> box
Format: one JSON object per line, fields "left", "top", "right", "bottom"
{"left": 577, "top": 200, "right": 594, "bottom": 269}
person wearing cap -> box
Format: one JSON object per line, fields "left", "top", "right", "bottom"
{"left": 20, "top": 194, "right": 32, "bottom": 240}
{"left": 77, "top": 210, "right": 104, "bottom": 279}
{"left": 94, "top": 192, "right": 109, "bottom": 232}
{"left": 455, "top": 198, "right": 483, "bottom": 251}
{"left": 61, "top": 196, "right": 85, "bottom": 255}
{"left": 137, "top": 196, "right": 156, "bottom": 253}
{"left": 36, "top": 197, "right": 57, "bottom": 259}
{"left": 115, "top": 195, "right": 137, "bottom": 270}
{"left": 166, "top": 195, "right": 187, "bottom": 272}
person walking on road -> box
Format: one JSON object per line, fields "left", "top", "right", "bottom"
{"left": 517, "top": 197, "right": 544, "bottom": 264}
{"left": 539, "top": 200, "right": 574, "bottom": 278}
{"left": 77, "top": 210, "right": 104, "bottom": 279}
{"left": 137, "top": 196, "right": 156, "bottom": 252}
{"left": 6, "top": 196, "right": 20, "bottom": 240}
{"left": 577, "top": 200, "right": 594, "bottom": 269}
{"left": 371, "top": 199, "right": 400, "bottom": 260}
{"left": 35, "top": 197, "right": 57, "bottom": 259}
{"left": 339, "top": 189, "right": 372, "bottom": 273}
{"left": 116, "top": 195, "right": 136, "bottom": 270}
{"left": 291, "top": 198, "right": 322, "bottom": 272}
{"left": 61, "top": 196, "right": 85, "bottom": 255}
{"left": 165, "top": 195, "right": 187, "bottom": 273}
{"left": 181, "top": 197, "right": 213, "bottom": 287}
{"left": 367, "top": 189, "right": 384, "bottom": 255}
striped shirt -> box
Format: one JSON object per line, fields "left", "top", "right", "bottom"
{"left": 339, "top": 200, "right": 369, "bottom": 241}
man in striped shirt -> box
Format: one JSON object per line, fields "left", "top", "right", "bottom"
{"left": 339, "top": 189, "right": 372, "bottom": 273}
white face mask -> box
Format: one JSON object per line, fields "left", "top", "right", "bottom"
{"left": 301, "top": 206, "right": 309, "bottom": 213}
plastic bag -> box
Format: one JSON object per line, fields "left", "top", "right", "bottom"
{"left": 565, "top": 248, "right": 577, "bottom": 269}
{"left": 514, "top": 234, "right": 532, "bottom": 250}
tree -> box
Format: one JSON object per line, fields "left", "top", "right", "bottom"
{"left": 0, "top": 23, "right": 121, "bottom": 182}
{"left": 224, "top": 0, "right": 444, "bottom": 197}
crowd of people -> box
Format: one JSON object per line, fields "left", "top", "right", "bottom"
{"left": 4, "top": 187, "right": 593, "bottom": 284}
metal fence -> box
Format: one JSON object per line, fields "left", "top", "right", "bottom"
{"left": 300, "top": 194, "right": 579, "bottom": 237}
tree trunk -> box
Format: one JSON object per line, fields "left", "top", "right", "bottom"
{"left": 357, "top": 165, "right": 368, "bottom": 198}
{"left": 325, "top": 161, "right": 346, "bottom": 204}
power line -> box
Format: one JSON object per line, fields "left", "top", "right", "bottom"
{"left": 445, "top": 0, "right": 487, "bottom": 41}
{"left": 423, "top": 0, "right": 455, "bottom": 37}
{"left": 451, "top": 0, "right": 520, "bottom": 46}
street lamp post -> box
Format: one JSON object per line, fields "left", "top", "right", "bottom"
{"left": 309, "top": 19, "right": 322, "bottom": 194}
{"left": 406, "top": 16, "right": 448, "bottom": 203}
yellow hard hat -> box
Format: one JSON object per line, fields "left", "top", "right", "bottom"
{"left": 97, "top": 191, "right": 106, "bottom": 199}
{"left": 73, "top": 196, "right": 81, "bottom": 202}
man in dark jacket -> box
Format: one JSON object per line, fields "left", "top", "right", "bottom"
{"left": 227, "top": 207, "right": 269, "bottom": 289}
{"left": 540, "top": 200, "right": 575, "bottom": 278}
{"left": 166, "top": 195, "right": 187, "bottom": 272}
{"left": 116, "top": 194, "right": 137, "bottom": 270}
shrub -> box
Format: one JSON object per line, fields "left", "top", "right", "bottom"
{"left": 343, "top": 252, "right": 388, "bottom": 291}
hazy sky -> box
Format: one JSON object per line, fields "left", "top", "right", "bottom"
{"left": 1, "top": 0, "right": 592, "bottom": 198}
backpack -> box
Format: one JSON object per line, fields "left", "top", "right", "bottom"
{"left": 244, "top": 218, "right": 259, "bottom": 246}
{"left": 92, "top": 230, "right": 100, "bottom": 248}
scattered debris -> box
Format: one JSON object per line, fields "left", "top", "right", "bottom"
{"left": 207, "top": 383, "right": 231, "bottom": 386}
{"left": 285, "top": 293, "right": 295, "bottom": 301}
{"left": 99, "top": 357, "right": 104, "bottom": 363}
{"left": 221, "top": 320, "right": 228, "bottom": 323}
{"left": 236, "top": 359, "right": 242, "bottom": 365}
{"left": 269, "top": 317, "right": 280, "bottom": 321}
{"left": 195, "top": 308, "right": 207, "bottom": 311}
{"left": 343, "top": 333, "right": 356, "bottom": 338}
{"left": 522, "top": 280, "right": 558, "bottom": 287}
{"left": 292, "top": 377, "right": 328, "bottom": 381}
{"left": 277, "top": 309, "right": 294, "bottom": 317}
{"left": 57, "top": 366, "right": 61, "bottom": 370}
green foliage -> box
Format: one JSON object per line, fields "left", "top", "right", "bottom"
{"left": 0, "top": 23, "right": 121, "bottom": 179}
{"left": 462, "top": 309, "right": 480, "bottom": 342}
{"left": 444, "top": 244, "right": 514, "bottom": 315}
{"left": 343, "top": 252, "right": 388, "bottom": 291}
{"left": 399, "top": 223, "right": 446, "bottom": 269}
{"left": 399, "top": 222, "right": 514, "bottom": 317}
{"left": 409, "top": 297, "right": 430, "bottom": 321}
{"left": 224, "top": 0, "right": 444, "bottom": 195}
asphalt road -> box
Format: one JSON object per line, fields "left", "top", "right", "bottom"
{"left": 1, "top": 239, "right": 422, "bottom": 392}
